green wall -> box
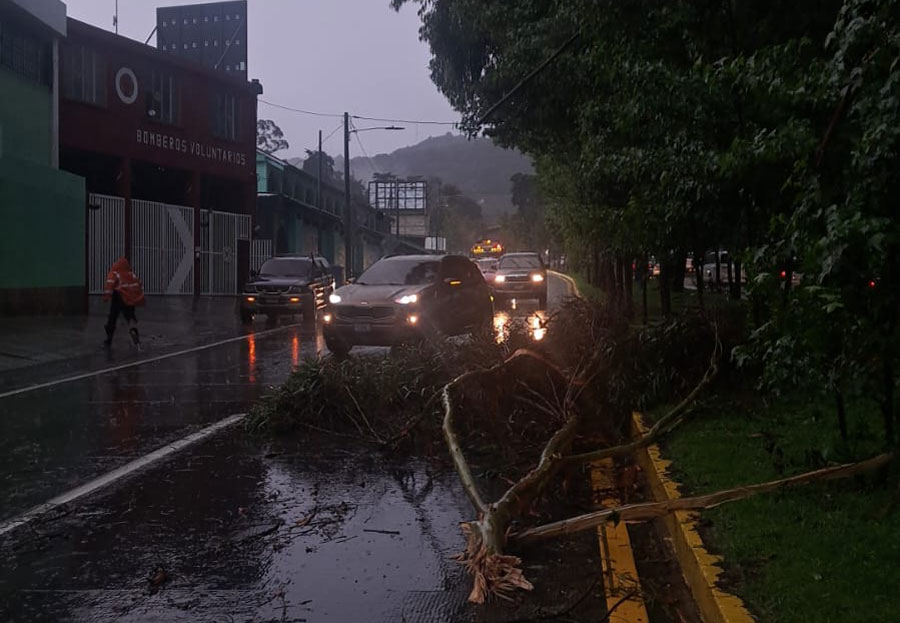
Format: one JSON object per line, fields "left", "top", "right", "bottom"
{"left": 0, "top": 157, "right": 85, "bottom": 288}
{"left": 0, "top": 67, "right": 52, "bottom": 167}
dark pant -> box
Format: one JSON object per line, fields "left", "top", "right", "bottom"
{"left": 105, "top": 291, "right": 137, "bottom": 342}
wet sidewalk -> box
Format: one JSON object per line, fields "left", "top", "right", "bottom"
{"left": 0, "top": 296, "right": 257, "bottom": 391}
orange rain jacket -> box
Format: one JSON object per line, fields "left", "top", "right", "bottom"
{"left": 104, "top": 257, "right": 146, "bottom": 306}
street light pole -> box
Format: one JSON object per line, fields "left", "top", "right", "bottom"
{"left": 343, "top": 112, "right": 352, "bottom": 278}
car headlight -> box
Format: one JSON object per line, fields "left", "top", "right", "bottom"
{"left": 395, "top": 294, "right": 418, "bottom": 305}
{"left": 494, "top": 274, "right": 506, "bottom": 283}
{"left": 328, "top": 293, "right": 342, "bottom": 304}
{"left": 531, "top": 274, "right": 544, "bottom": 283}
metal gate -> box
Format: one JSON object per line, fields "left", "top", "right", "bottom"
{"left": 87, "top": 194, "right": 126, "bottom": 294}
{"left": 132, "top": 199, "right": 195, "bottom": 295}
{"left": 200, "top": 209, "right": 252, "bottom": 295}
{"left": 251, "top": 239, "right": 273, "bottom": 272}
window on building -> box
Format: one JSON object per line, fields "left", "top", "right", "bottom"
{"left": 161, "top": 20, "right": 167, "bottom": 27}
{"left": 212, "top": 92, "right": 237, "bottom": 141}
{"left": 147, "top": 70, "right": 179, "bottom": 124}
{"left": 0, "top": 17, "right": 51, "bottom": 86}
{"left": 214, "top": 15, "right": 219, "bottom": 22}
{"left": 192, "top": 17, "right": 197, "bottom": 24}
{"left": 235, "top": 14, "right": 241, "bottom": 20}
{"left": 162, "top": 44, "right": 167, "bottom": 50}
{"left": 213, "top": 40, "right": 219, "bottom": 46}
{"left": 225, "top": 64, "right": 231, "bottom": 71}
{"left": 183, "top": 43, "right": 188, "bottom": 50}
{"left": 225, "top": 14, "right": 231, "bottom": 21}
{"left": 61, "top": 44, "right": 106, "bottom": 105}
{"left": 204, "top": 40, "right": 209, "bottom": 47}
{"left": 183, "top": 18, "right": 188, "bottom": 25}
{"left": 192, "top": 42, "right": 197, "bottom": 48}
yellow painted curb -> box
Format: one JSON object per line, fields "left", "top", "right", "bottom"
{"left": 631, "top": 413, "right": 756, "bottom": 623}
{"left": 591, "top": 458, "right": 650, "bottom": 623}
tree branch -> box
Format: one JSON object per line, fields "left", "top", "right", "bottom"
{"left": 514, "top": 452, "right": 894, "bottom": 543}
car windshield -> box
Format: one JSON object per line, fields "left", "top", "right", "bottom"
{"left": 356, "top": 259, "right": 440, "bottom": 286}
{"left": 499, "top": 255, "right": 542, "bottom": 270}
{"left": 259, "top": 259, "right": 312, "bottom": 278}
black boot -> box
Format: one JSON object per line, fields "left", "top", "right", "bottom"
{"left": 104, "top": 324, "right": 114, "bottom": 348}
{"left": 129, "top": 327, "right": 141, "bottom": 347}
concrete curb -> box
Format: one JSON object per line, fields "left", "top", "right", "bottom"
{"left": 631, "top": 412, "right": 756, "bottom": 623}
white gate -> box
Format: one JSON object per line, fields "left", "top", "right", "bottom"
{"left": 251, "top": 239, "right": 273, "bottom": 272}
{"left": 200, "top": 209, "right": 252, "bottom": 295}
{"left": 88, "top": 194, "right": 125, "bottom": 294}
{"left": 132, "top": 199, "right": 195, "bottom": 295}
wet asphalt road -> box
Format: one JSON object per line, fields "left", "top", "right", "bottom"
{"left": 0, "top": 275, "right": 575, "bottom": 623}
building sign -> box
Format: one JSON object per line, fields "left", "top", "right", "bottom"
{"left": 136, "top": 128, "right": 248, "bottom": 166}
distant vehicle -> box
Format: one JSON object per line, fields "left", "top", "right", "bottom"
{"left": 702, "top": 251, "right": 747, "bottom": 284}
{"left": 323, "top": 254, "right": 493, "bottom": 356}
{"left": 240, "top": 255, "right": 334, "bottom": 325}
{"left": 474, "top": 258, "right": 499, "bottom": 278}
{"left": 471, "top": 239, "right": 503, "bottom": 258}
{"left": 490, "top": 252, "right": 548, "bottom": 308}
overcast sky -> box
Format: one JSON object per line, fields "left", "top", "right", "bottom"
{"left": 62, "top": 0, "right": 461, "bottom": 159}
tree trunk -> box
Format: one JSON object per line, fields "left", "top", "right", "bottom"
{"left": 694, "top": 248, "right": 705, "bottom": 309}
{"left": 614, "top": 255, "right": 625, "bottom": 307}
{"left": 642, "top": 254, "right": 649, "bottom": 324}
{"left": 882, "top": 357, "right": 895, "bottom": 447}
{"left": 671, "top": 251, "right": 686, "bottom": 293}
{"left": 623, "top": 257, "right": 634, "bottom": 316}
{"left": 659, "top": 257, "right": 672, "bottom": 317}
{"left": 835, "top": 387, "right": 849, "bottom": 444}
{"left": 730, "top": 259, "right": 742, "bottom": 300}
{"left": 714, "top": 247, "right": 722, "bottom": 290}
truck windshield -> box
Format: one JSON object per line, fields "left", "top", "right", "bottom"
{"left": 259, "top": 259, "right": 312, "bottom": 277}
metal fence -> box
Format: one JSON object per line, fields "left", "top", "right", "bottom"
{"left": 199, "top": 209, "right": 252, "bottom": 295}
{"left": 251, "top": 239, "right": 273, "bottom": 272}
{"left": 87, "top": 194, "right": 126, "bottom": 294}
{"left": 87, "top": 195, "right": 257, "bottom": 296}
{"left": 132, "top": 199, "right": 195, "bottom": 295}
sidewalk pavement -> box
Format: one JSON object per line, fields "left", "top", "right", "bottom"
{"left": 0, "top": 296, "right": 254, "bottom": 387}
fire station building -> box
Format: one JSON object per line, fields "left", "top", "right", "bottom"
{"left": 59, "top": 18, "right": 261, "bottom": 297}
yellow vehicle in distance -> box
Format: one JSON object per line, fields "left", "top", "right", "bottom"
{"left": 471, "top": 239, "right": 503, "bottom": 258}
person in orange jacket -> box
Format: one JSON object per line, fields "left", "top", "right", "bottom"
{"left": 103, "top": 257, "right": 145, "bottom": 348}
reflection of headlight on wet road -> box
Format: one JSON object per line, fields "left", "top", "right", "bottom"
{"left": 533, "top": 328, "right": 547, "bottom": 341}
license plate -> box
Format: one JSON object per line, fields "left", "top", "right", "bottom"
{"left": 354, "top": 323, "right": 372, "bottom": 333}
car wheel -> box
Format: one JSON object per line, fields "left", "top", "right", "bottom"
{"left": 325, "top": 337, "right": 351, "bottom": 357}
{"left": 240, "top": 310, "right": 254, "bottom": 325}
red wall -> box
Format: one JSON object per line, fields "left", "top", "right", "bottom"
{"left": 60, "top": 19, "right": 257, "bottom": 193}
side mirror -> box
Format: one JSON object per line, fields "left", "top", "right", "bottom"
{"left": 443, "top": 277, "right": 462, "bottom": 286}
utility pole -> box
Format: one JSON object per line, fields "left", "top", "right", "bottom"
{"left": 316, "top": 129, "right": 322, "bottom": 210}
{"left": 343, "top": 112, "right": 352, "bottom": 277}
{"left": 114, "top": 0, "right": 119, "bottom": 34}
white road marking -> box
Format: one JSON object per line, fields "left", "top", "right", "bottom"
{"left": 0, "top": 413, "right": 246, "bottom": 538}
{"left": 0, "top": 324, "right": 301, "bottom": 400}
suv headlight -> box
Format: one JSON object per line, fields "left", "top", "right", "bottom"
{"left": 395, "top": 294, "right": 418, "bottom": 305}
{"left": 494, "top": 274, "right": 506, "bottom": 283}
{"left": 329, "top": 293, "right": 342, "bottom": 304}
{"left": 531, "top": 274, "right": 544, "bottom": 283}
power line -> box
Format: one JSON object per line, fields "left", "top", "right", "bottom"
{"left": 259, "top": 99, "right": 343, "bottom": 119}
{"left": 349, "top": 119, "right": 381, "bottom": 176}
{"left": 352, "top": 114, "right": 459, "bottom": 127}
{"left": 258, "top": 98, "right": 460, "bottom": 127}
